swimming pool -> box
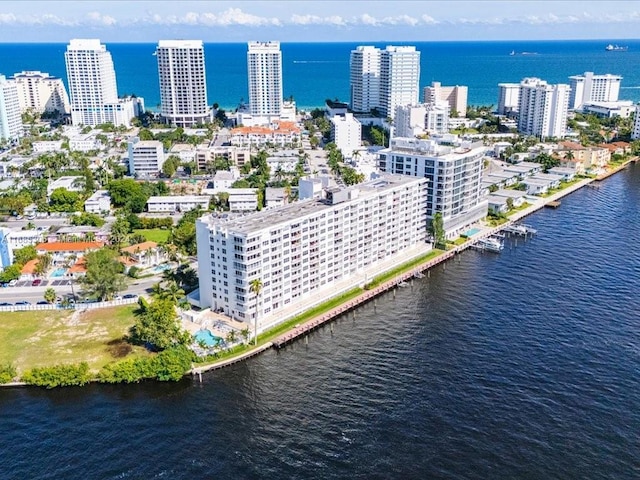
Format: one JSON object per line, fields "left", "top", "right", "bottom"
{"left": 194, "top": 329, "right": 223, "bottom": 347}
{"left": 463, "top": 227, "right": 482, "bottom": 237}
{"left": 152, "top": 264, "right": 172, "bottom": 274}
{"left": 50, "top": 268, "right": 67, "bottom": 277}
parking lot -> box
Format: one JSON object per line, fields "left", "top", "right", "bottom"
{"left": 2, "top": 279, "right": 73, "bottom": 288}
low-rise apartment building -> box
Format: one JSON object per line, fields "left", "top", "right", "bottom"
{"left": 147, "top": 195, "right": 209, "bottom": 213}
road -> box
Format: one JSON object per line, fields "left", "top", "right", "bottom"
{"left": 0, "top": 275, "right": 162, "bottom": 304}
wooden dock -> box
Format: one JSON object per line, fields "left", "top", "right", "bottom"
{"left": 545, "top": 200, "right": 561, "bottom": 208}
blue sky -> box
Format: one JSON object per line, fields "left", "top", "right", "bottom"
{"left": 0, "top": 1, "right": 639, "bottom": 42}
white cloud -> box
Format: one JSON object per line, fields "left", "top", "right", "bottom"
{"left": 87, "top": 12, "right": 117, "bottom": 26}
{"left": 0, "top": 12, "right": 74, "bottom": 26}
{"left": 143, "top": 8, "right": 281, "bottom": 27}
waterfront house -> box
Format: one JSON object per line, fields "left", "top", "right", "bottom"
{"left": 491, "top": 189, "right": 527, "bottom": 208}
{"left": 547, "top": 167, "right": 577, "bottom": 181}
{"left": 521, "top": 178, "right": 551, "bottom": 195}
{"left": 486, "top": 195, "right": 509, "bottom": 214}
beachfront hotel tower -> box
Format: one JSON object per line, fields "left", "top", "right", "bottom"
{"left": 195, "top": 174, "right": 429, "bottom": 329}
{"left": 568, "top": 72, "right": 621, "bottom": 110}
{"left": 156, "top": 40, "right": 210, "bottom": 128}
{"left": 65, "top": 39, "right": 134, "bottom": 127}
{"left": 247, "top": 41, "right": 283, "bottom": 116}
{"left": 10, "top": 71, "right": 70, "bottom": 115}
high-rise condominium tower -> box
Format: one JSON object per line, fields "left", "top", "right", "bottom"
{"left": 247, "top": 41, "right": 283, "bottom": 116}
{"left": 517, "top": 77, "right": 570, "bottom": 139}
{"left": 349, "top": 45, "right": 420, "bottom": 119}
{"left": 65, "top": 39, "right": 122, "bottom": 126}
{"left": 156, "top": 40, "right": 210, "bottom": 128}
{"left": 350, "top": 46, "right": 381, "bottom": 114}
{"left": 379, "top": 46, "right": 421, "bottom": 119}
{"left": 0, "top": 75, "right": 22, "bottom": 141}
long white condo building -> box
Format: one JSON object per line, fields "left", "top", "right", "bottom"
{"left": 378, "top": 137, "right": 487, "bottom": 238}
{"left": 350, "top": 46, "right": 381, "bottom": 114}
{"left": 196, "top": 174, "right": 429, "bottom": 329}
{"left": 247, "top": 41, "right": 283, "bottom": 116}
{"left": 156, "top": 40, "right": 210, "bottom": 127}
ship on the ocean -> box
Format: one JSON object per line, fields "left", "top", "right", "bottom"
{"left": 605, "top": 44, "right": 628, "bottom": 51}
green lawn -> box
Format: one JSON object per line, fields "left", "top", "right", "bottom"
{"left": 0, "top": 305, "right": 149, "bottom": 376}
{"left": 133, "top": 229, "right": 171, "bottom": 243}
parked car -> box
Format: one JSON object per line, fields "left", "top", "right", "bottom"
{"left": 32, "top": 279, "right": 42, "bottom": 286}
{"left": 37, "top": 301, "right": 49, "bottom": 305}
{"left": 8, "top": 279, "right": 17, "bottom": 287}
{"left": 15, "top": 301, "right": 31, "bottom": 305}
{"left": 0, "top": 302, "right": 12, "bottom": 306}
{"left": 122, "top": 294, "right": 138, "bottom": 299}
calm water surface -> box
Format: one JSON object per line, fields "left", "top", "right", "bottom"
{"left": 1, "top": 165, "right": 640, "bottom": 479}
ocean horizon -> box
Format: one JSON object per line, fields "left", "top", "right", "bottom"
{"left": 2, "top": 39, "right": 640, "bottom": 111}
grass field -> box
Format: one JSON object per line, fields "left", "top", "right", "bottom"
{"left": 133, "top": 229, "right": 171, "bottom": 243}
{"left": 0, "top": 305, "right": 149, "bottom": 375}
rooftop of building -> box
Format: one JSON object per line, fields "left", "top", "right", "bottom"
{"left": 121, "top": 241, "right": 158, "bottom": 254}
{"left": 198, "top": 174, "right": 425, "bottom": 235}
{"left": 35, "top": 241, "right": 104, "bottom": 252}
{"left": 147, "top": 195, "right": 209, "bottom": 203}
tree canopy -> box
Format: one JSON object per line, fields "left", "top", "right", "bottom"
{"left": 79, "top": 248, "right": 126, "bottom": 301}
{"left": 130, "top": 298, "right": 190, "bottom": 351}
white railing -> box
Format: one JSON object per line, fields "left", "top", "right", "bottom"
{"left": 0, "top": 297, "right": 139, "bottom": 313}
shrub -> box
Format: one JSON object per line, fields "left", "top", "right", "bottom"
{"left": 97, "top": 345, "right": 194, "bottom": 384}
{"left": 0, "top": 363, "right": 17, "bottom": 384}
{"left": 127, "top": 266, "right": 140, "bottom": 278}
{"left": 22, "top": 362, "right": 91, "bottom": 388}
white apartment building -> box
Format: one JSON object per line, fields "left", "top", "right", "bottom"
{"left": 228, "top": 188, "right": 259, "bottom": 212}
{"left": 423, "top": 82, "right": 468, "bottom": 117}
{"left": 128, "top": 138, "right": 165, "bottom": 177}
{"left": 394, "top": 102, "right": 449, "bottom": 137}
{"left": 195, "top": 145, "right": 250, "bottom": 171}
{"left": 84, "top": 190, "right": 111, "bottom": 213}
{"left": 568, "top": 72, "right": 622, "bottom": 110}
{"left": 517, "top": 78, "right": 570, "bottom": 139}
{"left": 156, "top": 40, "right": 210, "bottom": 127}
{"left": 65, "top": 39, "right": 135, "bottom": 127}
{"left": 32, "top": 140, "right": 64, "bottom": 153}
{"left": 632, "top": 106, "right": 640, "bottom": 140}
{"left": 582, "top": 101, "right": 635, "bottom": 118}
{"left": 497, "top": 83, "right": 521, "bottom": 115}
{"left": 69, "top": 133, "right": 100, "bottom": 152}
{"left": 247, "top": 41, "right": 283, "bottom": 117}
{"left": 379, "top": 46, "right": 421, "bottom": 119}
{"left": 298, "top": 176, "right": 331, "bottom": 200}
{"left": 147, "top": 195, "right": 209, "bottom": 213}
{"left": 0, "top": 227, "right": 45, "bottom": 268}
{"left": 10, "top": 71, "right": 70, "bottom": 114}
{"left": 0, "top": 75, "right": 22, "bottom": 141}
{"left": 195, "top": 174, "right": 428, "bottom": 327}
{"left": 350, "top": 46, "right": 381, "bottom": 113}
{"left": 331, "top": 113, "right": 362, "bottom": 158}
{"left": 394, "top": 104, "right": 427, "bottom": 138}
{"left": 46, "top": 176, "right": 83, "bottom": 197}
{"left": 378, "top": 137, "right": 488, "bottom": 238}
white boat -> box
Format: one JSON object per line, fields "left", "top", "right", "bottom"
{"left": 398, "top": 281, "right": 409, "bottom": 287}
{"left": 414, "top": 272, "right": 425, "bottom": 279}
{"left": 605, "top": 44, "right": 628, "bottom": 51}
{"left": 476, "top": 237, "right": 504, "bottom": 253}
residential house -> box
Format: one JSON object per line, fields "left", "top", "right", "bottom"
{"left": 84, "top": 189, "right": 111, "bottom": 214}
{"left": 265, "top": 187, "right": 288, "bottom": 209}
{"left": 491, "top": 189, "right": 527, "bottom": 208}
{"left": 147, "top": 195, "right": 210, "bottom": 213}
{"left": 120, "top": 241, "right": 167, "bottom": 269}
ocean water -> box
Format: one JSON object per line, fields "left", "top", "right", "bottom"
{"left": 2, "top": 40, "right": 640, "bottom": 111}
{"left": 1, "top": 164, "right": 639, "bottom": 479}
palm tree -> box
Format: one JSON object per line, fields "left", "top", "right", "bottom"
{"left": 162, "top": 281, "right": 185, "bottom": 305}
{"left": 44, "top": 287, "right": 57, "bottom": 304}
{"left": 225, "top": 330, "right": 237, "bottom": 346}
{"left": 240, "top": 327, "right": 250, "bottom": 345}
{"left": 249, "top": 278, "right": 263, "bottom": 346}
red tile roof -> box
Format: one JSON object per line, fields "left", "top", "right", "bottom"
{"left": 120, "top": 241, "right": 158, "bottom": 254}
{"left": 21, "top": 259, "right": 39, "bottom": 274}
{"left": 36, "top": 242, "right": 104, "bottom": 252}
